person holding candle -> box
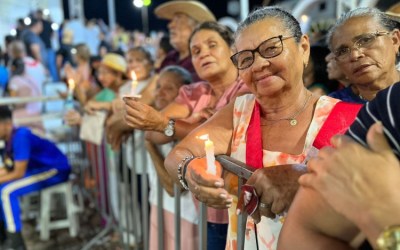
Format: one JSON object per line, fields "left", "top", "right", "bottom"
{"left": 164, "top": 7, "right": 363, "bottom": 250}
{"left": 123, "top": 22, "right": 248, "bottom": 250}
{"left": 64, "top": 53, "right": 128, "bottom": 125}
{"left": 63, "top": 43, "right": 98, "bottom": 106}
{"left": 143, "top": 66, "right": 200, "bottom": 250}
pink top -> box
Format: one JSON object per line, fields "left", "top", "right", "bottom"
{"left": 175, "top": 78, "right": 249, "bottom": 224}
{"left": 175, "top": 78, "right": 248, "bottom": 113}
{"left": 9, "top": 75, "right": 42, "bottom": 116}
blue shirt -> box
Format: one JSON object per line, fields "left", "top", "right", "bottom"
{"left": 11, "top": 127, "right": 70, "bottom": 171}
{"left": 329, "top": 86, "right": 366, "bottom": 104}
{"left": 346, "top": 82, "right": 400, "bottom": 159}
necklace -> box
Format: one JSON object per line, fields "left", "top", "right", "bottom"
{"left": 261, "top": 92, "right": 313, "bottom": 126}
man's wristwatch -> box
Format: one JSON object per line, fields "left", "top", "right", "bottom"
{"left": 164, "top": 119, "right": 175, "bottom": 137}
{"left": 377, "top": 225, "right": 400, "bottom": 250}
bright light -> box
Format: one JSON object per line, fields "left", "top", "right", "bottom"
{"left": 133, "top": 0, "right": 144, "bottom": 8}
{"left": 196, "top": 134, "right": 209, "bottom": 140}
{"left": 10, "top": 29, "right": 17, "bottom": 36}
{"left": 143, "top": 0, "right": 151, "bottom": 6}
{"left": 24, "top": 17, "right": 31, "bottom": 25}
{"left": 43, "top": 9, "right": 50, "bottom": 16}
{"left": 301, "top": 15, "right": 309, "bottom": 23}
{"left": 51, "top": 23, "right": 59, "bottom": 30}
{"left": 71, "top": 48, "right": 77, "bottom": 54}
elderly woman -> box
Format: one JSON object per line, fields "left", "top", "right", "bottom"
{"left": 154, "top": 0, "right": 216, "bottom": 81}
{"left": 144, "top": 66, "right": 199, "bottom": 250}
{"left": 124, "top": 22, "right": 247, "bottom": 249}
{"left": 164, "top": 7, "right": 360, "bottom": 250}
{"left": 278, "top": 7, "right": 400, "bottom": 250}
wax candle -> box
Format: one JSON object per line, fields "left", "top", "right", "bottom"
{"left": 65, "top": 79, "right": 75, "bottom": 110}
{"left": 130, "top": 71, "right": 138, "bottom": 96}
{"left": 67, "top": 79, "right": 75, "bottom": 97}
{"left": 198, "top": 134, "right": 216, "bottom": 175}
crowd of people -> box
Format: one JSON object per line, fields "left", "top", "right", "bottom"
{"left": 0, "top": 0, "right": 400, "bottom": 249}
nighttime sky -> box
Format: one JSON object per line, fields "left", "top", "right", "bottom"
{"left": 63, "top": 0, "right": 268, "bottom": 32}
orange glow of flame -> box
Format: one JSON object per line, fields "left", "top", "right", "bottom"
{"left": 196, "top": 134, "right": 209, "bottom": 141}
{"left": 131, "top": 71, "right": 137, "bottom": 81}
{"left": 68, "top": 79, "right": 75, "bottom": 90}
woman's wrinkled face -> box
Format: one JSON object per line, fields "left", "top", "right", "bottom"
{"left": 325, "top": 53, "right": 347, "bottom": 82}
{"left": 97, "top": 65, "right": 118, "bottom": 88}
{"left": 126, "top": 50, "right": 153, "bottom": 81}
{"left": 168, "top": 13, "right": 195, "bottom": 51}
{"left": 154, "top": 71, "right": 182, "bottom": 110}
{"left": 190, "top": 29, "right": 234, "bottom": 81}
{"left": 235, "top": 18, "right": 309, "bottom": 98}
{"left": 331, "top": 16, "right": 400, "bottom": 85}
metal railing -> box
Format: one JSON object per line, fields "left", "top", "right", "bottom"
{"left": 5, "top": 94, "right": 255, "bottom": 250}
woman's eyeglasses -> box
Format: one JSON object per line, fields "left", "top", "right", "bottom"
{"left": 230, "top": 35, "right": 294, "bottom": 70}
{"left": 333, "top": 31, "right": 390, "bottom": 62}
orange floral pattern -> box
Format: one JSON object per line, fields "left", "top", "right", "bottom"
{"left": 225, "top": 94, "right": 339, "bottom": 250}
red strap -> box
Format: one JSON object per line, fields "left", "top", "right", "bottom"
{"left": 246, "top": 102, "right": 263, "bottom": 169}
{"left": 313, "top": 101, "right": 362, "bottom": 149}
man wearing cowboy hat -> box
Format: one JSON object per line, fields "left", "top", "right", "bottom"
{"left": 155, "top": 0, "right": 216, "bottom": 82}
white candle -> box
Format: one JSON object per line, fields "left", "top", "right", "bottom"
{"left": 65, "top": 79, "right": 75, "bottom": 110}
{"left": 198, "top": 134, "right": 216, "bottom": 175}
{"left": 68, "top": 79, "right": 75, "bottom": 96}
{"left": 130, "top": 71, "right": 138, "bottom": 96}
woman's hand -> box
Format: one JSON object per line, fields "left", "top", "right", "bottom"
{"left": 64, "top": 109, "right": 82, "bottom": 126}
{"left": 124, "top": 98, "right": 167, "bottom": 132}
{"left": 241, "top": 164, "right": 307, "bottom": 222}
{"left": 299, "top": 122, "right": 400, "bottom": 230}
{"left": 105, "top": 111, "right": 132, "bottom": 150}
{"left": 185, "top": 107, "right": 215, "bottom": 124}
{"left": 84, "top": 100, "right": 110, "bottom": 115}
{"left": 186, "top": 157, "right": 233, "bottom": 209}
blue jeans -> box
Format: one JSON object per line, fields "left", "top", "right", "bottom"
{"left": 46, "top": 48, "right": 59, "bottom": 81}
{"left": 207, "top": 222, "right": 228, "bottom": 250}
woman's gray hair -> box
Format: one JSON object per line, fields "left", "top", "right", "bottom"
{"left": 159, "top": 65, "right": 192, "bottom": 85}
{"left": 234, "top": 6, "right": 303, "bottom": 43}
{"left": 326, "top": 7, "right": 398, "bottom": 50}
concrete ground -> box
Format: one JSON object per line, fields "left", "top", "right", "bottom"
{"left": 22, "top": 204, "right": 132, "bottom": 250}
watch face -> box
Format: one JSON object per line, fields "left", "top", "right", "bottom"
{"left": 165, "top": 128, "right": 174, "bottom": 137}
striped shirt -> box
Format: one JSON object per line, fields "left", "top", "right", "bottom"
{"left": 346, "top": 82, "right": 400, "bottom": 159}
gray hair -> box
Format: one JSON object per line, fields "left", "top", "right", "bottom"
{"left": 234, "top": 6, "right": 303, "bottom": 44}
{"left": 326, "top": 7, "right": 398, "bottom": 50}
{"left": 159, "top": 65, "right": 192, "bottom": 85}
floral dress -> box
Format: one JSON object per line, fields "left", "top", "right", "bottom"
{"left": 225, "top": 94, "right": 339, "bottom": 250}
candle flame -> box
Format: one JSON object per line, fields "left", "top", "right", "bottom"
{"left": 196, "top": 134, "right": 209, "bottom": 141}
{"left": 131, "top": 71, "right": 137, "bottom": 81}
{"left": 68, "top": 79, "right": 75, "bottom": 90}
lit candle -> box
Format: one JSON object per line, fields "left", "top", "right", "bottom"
{"left": 130, "top": 71, "right": 138, "bottom": 96}
{"left": 67, "top": 79, "right": 75, "bottom": 97}
{"left": 65, "top": 79, "right": 75, "bottom": 110}
{"left": 197, "top": 134, "right": 216, "bottom": 175}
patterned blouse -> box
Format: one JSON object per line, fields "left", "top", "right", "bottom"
{"left": 225, "top": 94, "right": 339, "bottom": 250}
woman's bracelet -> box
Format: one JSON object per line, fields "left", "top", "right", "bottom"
{"left": 177, "top": 155, "right": 195, "bottom": 191}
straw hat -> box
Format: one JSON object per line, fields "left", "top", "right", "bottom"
{"left": 101, "top": 53, "right": 127, "bottom": 74}
{"left": 154, "top": 0, "right": 216, "bottom": 23}
{"left": 386, "top": 3, "right": 400, "bottom": 20}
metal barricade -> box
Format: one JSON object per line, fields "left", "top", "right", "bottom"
{"left": 6, "top": 96, "right": 256, "bottom": 249}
